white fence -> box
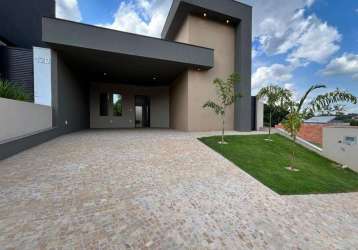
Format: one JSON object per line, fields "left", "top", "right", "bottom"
{"left": 0, "top": 98, "right": 52, "bottom": 142}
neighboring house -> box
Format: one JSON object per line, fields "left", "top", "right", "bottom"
{"left": 0, "top": 0, "right": 257, "bottom": 159}
{"left": 276, "top": 116, "right": 348, "bottom": 145}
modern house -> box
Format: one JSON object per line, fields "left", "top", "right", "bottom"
{"left": 0, "top": 0, "right": 254, "bottom": 159}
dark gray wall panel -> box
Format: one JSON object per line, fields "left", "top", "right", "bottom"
{"left": 235, "top": 17, "right": 252, "bottom": 131}
{"left": 0, "top": 128, "right": 60, "bottom": 160}
{"left": 42, "top": 17, "right": 213, "bottom": 69}
{"left": 0, "top": 0, "right": 55, "bottom": 48}
{"left": 0, "top": 47, "right": 34, "bottom": 100}
{"left": 56, "top": 55, "right": 90, "bottom": 133}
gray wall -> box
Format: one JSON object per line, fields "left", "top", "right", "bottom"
{"left": 0, "top": 0, "right": 55, "bottom": 48}
{"left": 0, "top": 51, "right": 90, "bottom": 160}
{"left": 0, "top": 98, "right": 52, "bottom": 142}
{"left": 90, "top": 83, "right": 169, "bottom": 129}
{"left": 55, "top": 55, "right": 90, "bottom": 133}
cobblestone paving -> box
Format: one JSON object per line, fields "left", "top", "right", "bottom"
{"left": 0, "top": 129, "right": 357, "bottom": 249}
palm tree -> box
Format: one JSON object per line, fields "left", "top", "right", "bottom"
{"left": 282, "top": 84, "right": 357, "bottom": 170}
{"left": 257, "top": 85, "right": 292, "bottom": 139}
{"left": 203, "top": 73, "right": 240, "bottom": 144}
{"left": 306, "top": 88, "right": 357, "bottom": 116}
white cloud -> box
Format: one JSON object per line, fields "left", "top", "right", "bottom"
{"left": 98, "top": 0, "right": 171, "bottom": 37}
{"left": 252, "top": 0, "right": 340, "bottom": 65}
{"left": 322, "top": 53, "right": 358, "bottom": 80}
{"left": 287, "top": 14, "right": 341, "bottom": 64}
{"left": 252, "top": 64, "right": 294, "bottom": 91}
{"left": 56, "top": 0, "right": 82, "bottom": 22}
{"left": 355, "top": 8, "right": 358, "bottom": 13}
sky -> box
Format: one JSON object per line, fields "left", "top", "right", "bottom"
{"left": 55, "top": 0, "right": 358, "bottom": 113}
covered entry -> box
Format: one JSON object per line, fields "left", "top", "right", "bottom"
{"left": 42, "top": 17, "right": 213, "bottom": 130}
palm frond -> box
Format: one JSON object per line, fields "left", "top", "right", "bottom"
{"left": 308, "top": 88, "right": 358, "bottom": 113}
{"left": 203, "top": 100, "right": 224, "bottom": 115}
{"left": 297, "top": 84, "right": 326, "bottom": 112}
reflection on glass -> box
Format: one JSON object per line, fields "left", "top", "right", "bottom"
{"left": 113, "top": 93, "right": 122, "bottom": 116}
{"left": 135, "top": 106, "right": 143, "bottom": 127}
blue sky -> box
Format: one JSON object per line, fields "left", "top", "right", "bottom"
{"left": 56, "top": 0, "right": 358, "bottom": 112}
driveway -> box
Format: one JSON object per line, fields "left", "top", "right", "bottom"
{"left": 0, "top": 129, "right": 357, "bottom": 249}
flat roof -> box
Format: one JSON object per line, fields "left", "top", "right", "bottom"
{"left": 304, "top": 116, "right": 337, "bottom": 124}
{"left": 42, "top": 17, "right": 214, "bottom": 85}
{"left": 162, "top": 0, "right": 252, "bottom": 40}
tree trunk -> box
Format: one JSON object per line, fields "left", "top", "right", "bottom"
{"left": 269, "top": 110, "right": 272, "bottom": 137}
{"left": 221, "top": 115, "right": 225, "bottom": 144}
{"left": 291, "top": 136, "right": 296, "bottom": 167}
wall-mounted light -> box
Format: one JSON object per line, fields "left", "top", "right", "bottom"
{"left": 203, "top": 13, "right": 207, "bottom": 17}
{"left": 153, "top": 76, "right": 157, "bottom": 80}
{"left": 197, "top": 68, "right": 201, "bottom": 71}
{"left": 103, "top": 72, "right": 107, "bottom": 76}
{"left": 226, "top": 19, "right": 230, "bottom": 24}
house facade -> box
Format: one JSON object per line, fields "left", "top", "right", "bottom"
{"left": 0, "top": 0, "right": 254, "bottom": 159}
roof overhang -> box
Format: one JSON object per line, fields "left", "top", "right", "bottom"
{"left": 162, "top": 0, "right": 252, "bottom": 40}
{"left": 42, "top": 17, "right": 214, "bottom": 85}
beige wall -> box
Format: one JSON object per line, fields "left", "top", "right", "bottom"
{"left": 0, "top": 97, "right": 52, "bottom": 141}
{"left": 90, "top": 83, "right": 169, "bottom": 129}
{"left": 170, "top": 72, "right": 188, "bottom": 131}
{"left": 323, "top": 127, "right": 358, "bottom": 172}
{"left": 171, "top": 14, "right": 235, "bottom": 131}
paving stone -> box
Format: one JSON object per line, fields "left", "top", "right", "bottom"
{"left": 0, "top": 129, "right": 357, "bottom": 249}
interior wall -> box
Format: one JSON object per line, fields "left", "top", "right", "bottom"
{"left": 174, "top": 14, "right": 235, "bottom": 131}
{"left": 90, "top": 83, "right": 169, "bottom": 129}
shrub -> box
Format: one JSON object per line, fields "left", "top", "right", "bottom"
{"left": 350, "top": 120, "right": 358, "bottom": 126}
{"left": 0, "top": 79, "right": 31, "bottom": 101}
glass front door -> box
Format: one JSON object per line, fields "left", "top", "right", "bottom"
{"left": 135, "top": 96, "right": 150, "bottom": 128}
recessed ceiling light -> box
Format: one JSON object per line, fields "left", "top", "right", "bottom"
{"left": 203, "top": 13, "right": 207, "bottom": 17}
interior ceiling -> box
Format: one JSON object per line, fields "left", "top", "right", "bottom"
{"left": 51, "top": 43, "right": 191, "bottom": 86}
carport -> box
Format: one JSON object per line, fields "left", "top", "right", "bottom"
{"left": 42, "top": 17, "right": 214, "bottom": 131}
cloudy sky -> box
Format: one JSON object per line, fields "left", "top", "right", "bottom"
{"left": 56, "top": 0, "right": 358, "bottom": 112}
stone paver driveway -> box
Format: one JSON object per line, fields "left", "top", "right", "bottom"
{"left": 0, "top": 129, "right": 358, "bottom": 249}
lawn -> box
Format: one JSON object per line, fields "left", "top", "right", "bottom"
{"left": 199, "top": 134, "right": 358, "bottom": 195}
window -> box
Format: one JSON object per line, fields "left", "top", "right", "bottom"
{"left": 100, "top": 93, "right": 108, "bottom": 116}
{"left": 344, "top": 136, "right": 357, "bottom": 146}
{"left": 113, "top": 93, "right": 123, "bottom": 116}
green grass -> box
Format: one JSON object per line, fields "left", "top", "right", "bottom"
{"left": 199, "top": 134, "right": 358, "bottom": 195}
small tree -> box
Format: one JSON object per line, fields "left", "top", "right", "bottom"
{"left": 282, "top": 105, "right": 303, "bottom": 171}
{"left": 257, "top": 85, "right": 292, "bottom": 140}
{"left": 282, "top": 84, "right": 357, "bottom": 170}
{"left": 203, "top": 73, "right": 240, "bottom": 144}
